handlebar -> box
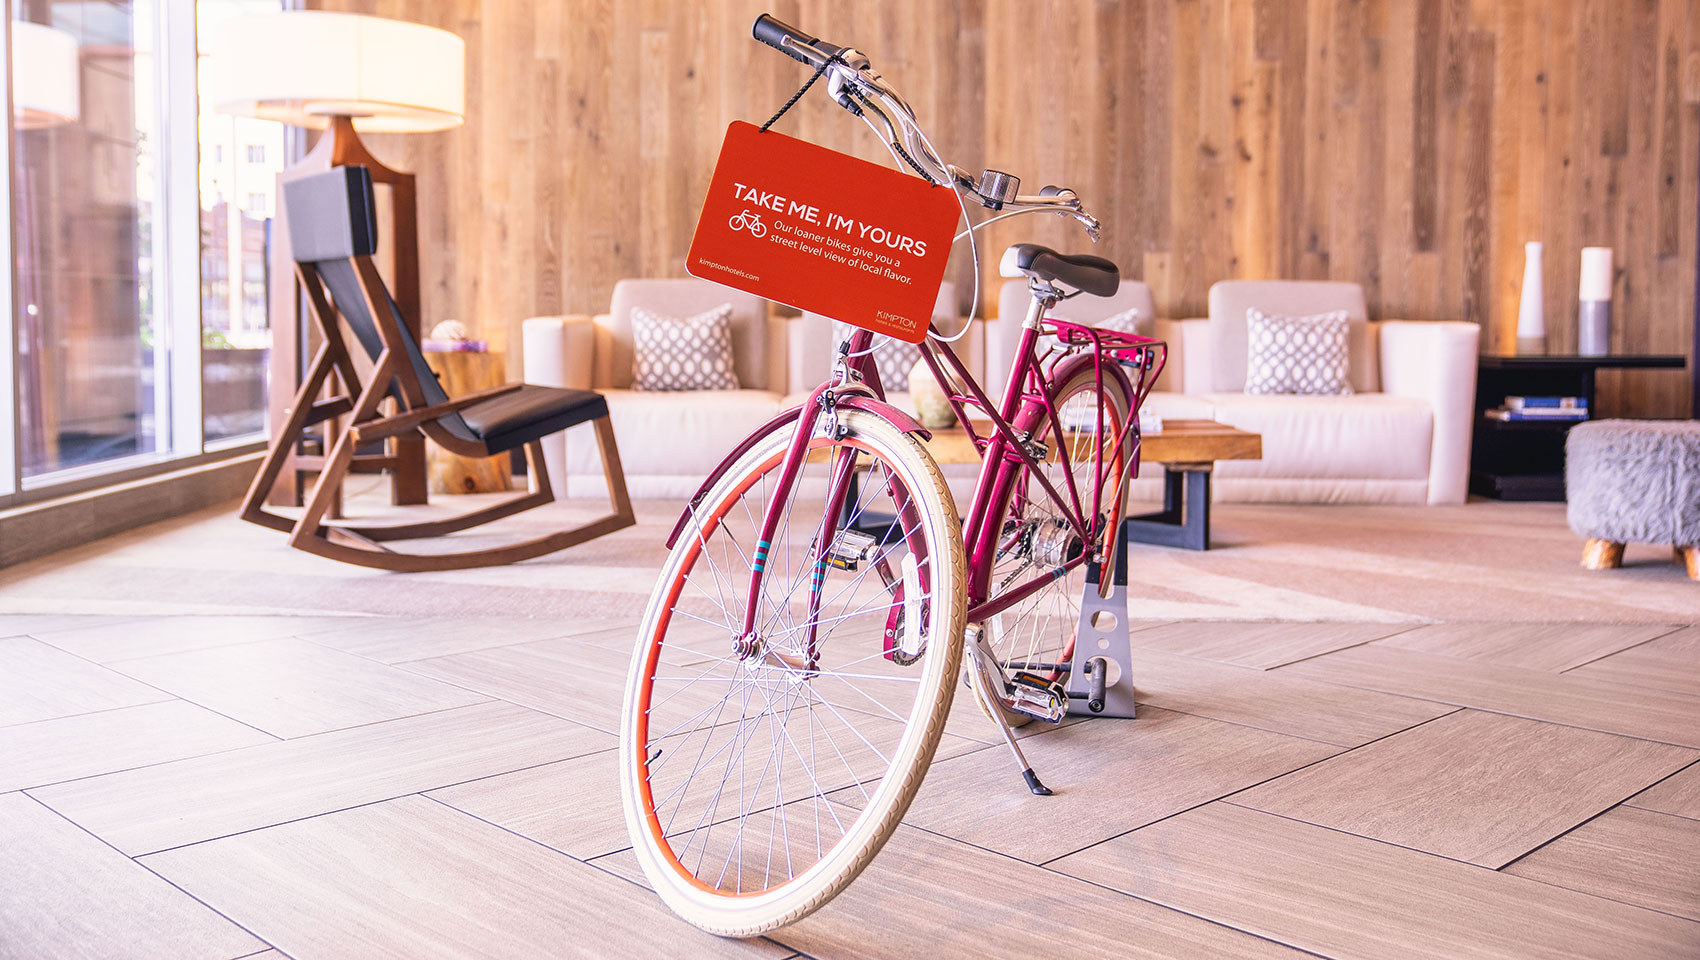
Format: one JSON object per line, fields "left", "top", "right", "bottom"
{"left": 751, "top": 14, "right": 841, "bottom": 67}
{"left": 749, "top": 13, "right": 1103, "bottom": 241}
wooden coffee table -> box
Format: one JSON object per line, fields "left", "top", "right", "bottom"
{"left": 919, "top": 418, "right": 1262, "bottom": 550}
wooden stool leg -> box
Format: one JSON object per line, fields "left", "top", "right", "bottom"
{"left": 1581, "top": 538, "right": 1625, "bottom": 570}
{"left": 1679, "top": 545, "right": 1699, "bottom": 580}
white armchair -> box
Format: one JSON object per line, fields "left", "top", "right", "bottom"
{"left": 983, "top": 278, "right": 1479, "bottom": 505}
{"left": 1161, "top": 280, "right": 1478, "bottom": 505}
{"left": 531, "top": 279, "right": 982, "bottom": 499}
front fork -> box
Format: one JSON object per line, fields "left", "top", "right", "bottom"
{"left": 735, "top": 380, "right": 832, "bottom": 661}
{"left": 737, "top": 349, "right": 922, "bottom": 670}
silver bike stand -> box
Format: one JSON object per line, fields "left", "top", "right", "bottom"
{"left": 1063, "top": 540, "right": 1137, "bottom": 719}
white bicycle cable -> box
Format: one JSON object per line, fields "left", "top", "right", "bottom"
{"left": 835, "top": 61, "right": 1100, "bottom": 359}
{"left": 826, "top": 61, "right": 978, "bottom": 357}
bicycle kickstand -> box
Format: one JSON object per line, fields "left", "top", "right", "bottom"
{"left": 965, "top": 624, "right": 1054, "bottom": 796}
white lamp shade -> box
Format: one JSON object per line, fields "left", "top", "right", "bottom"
{"left": 12, "top": 21, "right": 81, "bottom": 129}
{"left": 205, "top": 11, "right": 464, "bottom": 133}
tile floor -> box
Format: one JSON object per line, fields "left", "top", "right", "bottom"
{"left": 2, "top": 609, "right": 1697, "bottom": 958}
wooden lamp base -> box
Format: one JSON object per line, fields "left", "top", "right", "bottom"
{"left": 267, "top": 115, "right": 426, "bottom": 509}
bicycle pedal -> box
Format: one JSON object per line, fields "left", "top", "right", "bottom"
{"left": 1006, "top": 672, "right": 1067, "bottom": 724}
{"left": 825, "top": 528, "right": 878, "bottom": 570}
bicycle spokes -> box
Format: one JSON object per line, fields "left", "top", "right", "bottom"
{"left": 626, "top": 411, "right": 964, "bottom": 927}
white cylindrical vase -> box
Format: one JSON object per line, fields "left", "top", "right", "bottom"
{"left": 522, "top": 316, "right": 570, "bottom": 499}
{"left": 1516, "top": 241, "right": 1546, "bottom": 355}
{"left": 1578, "top": 246, "right": 1612, "bottom": 357}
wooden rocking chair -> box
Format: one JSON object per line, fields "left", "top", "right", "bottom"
{"left": 240, "top": 166, "right": 634, "bottom": 571}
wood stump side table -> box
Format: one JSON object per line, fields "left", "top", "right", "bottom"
{"left": 423, "top": 350, "right": 514, "bottom": 495}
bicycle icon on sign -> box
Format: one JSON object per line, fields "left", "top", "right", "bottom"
{"left": 728, "top": 209, "right": 768, "bottom": 237}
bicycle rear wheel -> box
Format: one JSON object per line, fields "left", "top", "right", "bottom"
{"left": 974, "top": 364, "right": 1133, "bottom": 725}
{"left": 621, "top": 408, "right": 965, "bottom": 936}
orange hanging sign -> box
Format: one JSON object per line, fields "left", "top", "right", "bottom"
{"left": 687, "top": 121, "right": 961, "bottom": 344}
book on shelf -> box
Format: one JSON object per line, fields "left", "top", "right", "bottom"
{"left": 1505, "top": 395, "right": 1584, "bottom": 410}
{"left": 1485, "top": 406, "right": 1588, "bottom": 422}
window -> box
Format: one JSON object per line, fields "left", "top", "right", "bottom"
{"left": 198, "top": 1, "right": 284, "bottom": 446}
{"left": 10, "top": 4, "right": 173, "bottom": 481}
{"left": 1, "top": 1, "right": 280, "bottom": 501}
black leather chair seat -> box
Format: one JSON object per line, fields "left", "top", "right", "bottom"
{"left": 459, "top": 385, "right": 610, "bottom": 455}
{"left": 1005, "top": 243, "right": 1120, "bottom": 297}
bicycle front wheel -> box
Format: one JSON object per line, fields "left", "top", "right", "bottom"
{"left": 621, "top": 407, "right": 965, "bottom": 936}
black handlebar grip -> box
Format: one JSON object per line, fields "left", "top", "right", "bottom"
{"left": 753, "top": 14, "right": 822, "bottom": 66}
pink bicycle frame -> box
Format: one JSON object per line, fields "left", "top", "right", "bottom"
{"left": 672, "top": 303, "right": 1166, "bottom": 660}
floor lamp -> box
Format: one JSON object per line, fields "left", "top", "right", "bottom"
{"left": 204, "top": 11, "right": 465, "bottom": 508}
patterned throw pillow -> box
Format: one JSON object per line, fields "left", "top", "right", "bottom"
{"left": 631, "top": 304, "right": 740, "bottom": 391}
{"left": 1244, "top": 308, "right": 1353, "bottom": 395}
{"left": 832, "top": 320, "right": 921, "bottom": 391}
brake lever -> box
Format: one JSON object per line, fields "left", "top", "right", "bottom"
{"left": 1042, "top": 187, "right": 1103, "bottom": 241}
{"left": 824, "top": 62, "right": 863, "bottom": 115}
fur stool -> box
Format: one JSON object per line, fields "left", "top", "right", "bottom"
{"left": 1565, "top": 419, "right": 1700, "bottom": 579}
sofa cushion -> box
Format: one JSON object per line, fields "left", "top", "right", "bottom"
{"left": 797, "top": 281, "right": 961, "bottom": 391}
{"left": 1203, "top": 391, "right": 1431, "bottom": 480}
{"left": 996, "top": 278, "right": 1157, "bottom": 333}
{"left": 1139, "top": 391, "right": 1216, "bottom": 422}
{"left": 566, "top": 388, "right": 784, "bottom": 480}
{"left": 1208, "top": 280, "right": 1379, "bottom": 393}
{"left": 631, "top": 303, "right": 739, "bottom": 391}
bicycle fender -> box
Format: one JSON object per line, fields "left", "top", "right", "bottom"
{"left": 663, "top": 396, "right": 934, "bottom": 550}
{"left": 835, "top": 395, "right": 932, "bottom": 440}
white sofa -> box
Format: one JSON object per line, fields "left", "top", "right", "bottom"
{"left": 983, "top": 279, "right": 1479, "bottom": 505}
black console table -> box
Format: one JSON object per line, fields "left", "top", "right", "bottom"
{"left": 1470, "top": 354, "right": 1687, "bottom": 501}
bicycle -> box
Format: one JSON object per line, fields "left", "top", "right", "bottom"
{"left": 620, "top": 14, "right": 1166, "bottom": 936}
{"left": 728, "top": 209, "right": 768, "bottom": 237}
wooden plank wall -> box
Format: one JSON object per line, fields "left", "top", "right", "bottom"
{"left": 311, "top": 0, "right": 1699, "bottom": 417}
